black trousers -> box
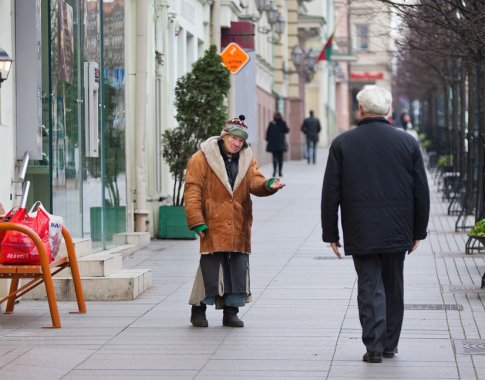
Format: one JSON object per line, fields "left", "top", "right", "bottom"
{"left": 306, "top": 138, "right": 317, "bottom": 164}
{"left": 352, "top": 252, "right": 405, "bottom": 353}
{"left": 272, "top": 151, "right": 284, "bottom": 176}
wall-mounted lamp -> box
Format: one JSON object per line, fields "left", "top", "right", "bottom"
{"left": 274, "top": 13, "right": 285, "bottom": 35}
{"left": 266, "top": 1, "right": 278, "bottom": 25}
{"left": 255, "top": 0, "right": 269, "bottom": 20}
{"left": 283, "top": 45, "right": 318, "bottom": 83}
{"left": 303, "top": 48, "right": 318, "bottom": 73}
{"left": 291, "top": 46, "right": 303, "bottom": 67}
{"left": 240, "top": 0, "right": 286, "bottom": 45}
{"left": 267, "top": 13, "right": 285, "bottom": 44}
{"left": 0, "top": 48, "right": 13, "bottom": 87}
{"left": 240, "top": 0, "right": 268, "bottom": 22}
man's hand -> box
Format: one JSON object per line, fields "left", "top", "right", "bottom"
{"left": 197, "top": 231, "right": 206, "bottom": 239}
{"left": 270, "top": 178, "right": 285, "bottom": 191}
{"left": 330, "top": 242, "right": 342, "bottom": 259}
{"left": 408, "top": 240, "right": 420, "bottom": 254}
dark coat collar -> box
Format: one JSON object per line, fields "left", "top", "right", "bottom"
{"left": 357, "top": 117, "right": 390, "bottom": 127}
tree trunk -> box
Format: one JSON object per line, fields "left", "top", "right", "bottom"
{"left": 477, "top": 62, "right": 485, "bottom": 219}
{"left": 459, "top": 67, "right": 466, "bottom": 179}
{"left": 452, "top": 78, "right": 459, "bottom": 172}
{"left": 444, "top": 83, "right": 451, "bottom": 155}
{"left": 431, "top": 94, "right": 438, "bottom": 152}
{"left": 466, "top": 64, "right": 475, "bottom": 213}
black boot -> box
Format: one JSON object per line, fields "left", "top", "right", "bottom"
{"left": 190, "top": 304, "right": 208, "bottom": 327}
{"left": 223, "top": 306, "right": 244, "bottom": 327}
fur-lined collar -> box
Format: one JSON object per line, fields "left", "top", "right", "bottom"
{"left": 200, "top": 136, "right": 253, "bottom": 195}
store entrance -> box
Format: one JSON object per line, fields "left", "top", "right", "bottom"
{"left": 34, "top": 0, "right": 127, "bottom": 249}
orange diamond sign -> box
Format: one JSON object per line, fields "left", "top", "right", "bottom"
{"left": 221, "top": 42, "right": 250, "bottom": 74}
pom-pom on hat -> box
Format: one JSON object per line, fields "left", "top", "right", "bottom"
{"left": 223, "top": 115, "right": 249, "bottom": 141}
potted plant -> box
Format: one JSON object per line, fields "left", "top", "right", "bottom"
{"left": 468, "top": 219, "right": 485, "bottom": 246}
{"left": 418, "top": 133, "right": 432, "bottom": 150}
{"left": 159, "top": 45, "right": 230, "bottom": 239}
{"left": 437, "top": 154, "right": 453, "bottom": 172}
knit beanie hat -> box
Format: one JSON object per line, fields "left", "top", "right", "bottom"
{"left": 222, "top": 115, "right": 249, "bottom": 141}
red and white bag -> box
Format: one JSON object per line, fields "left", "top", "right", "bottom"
{"left": 0, "top": 206, "right": 52, "bottom": 265}
{"left": 29, "top": 202, "right": 64, "bottom": 259}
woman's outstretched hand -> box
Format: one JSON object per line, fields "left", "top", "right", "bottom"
{"left": 270, "top": 177, "right": 285, "bottom": 190}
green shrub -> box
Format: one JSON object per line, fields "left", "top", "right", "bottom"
{"left": 421, "top": 139, "right": 432, "bottom": 149}
{"left": 469, "top": 219, "right": 485, "bottom": 237}
{"left": 437, "top": 154, "right": 453, "bottom": 168}
{"left": 161, "top": 45, "right": 230, "bottom": 206}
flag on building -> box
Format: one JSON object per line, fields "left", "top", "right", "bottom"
{"left": 318, "top": 31, "right": 335, "bottom": 61}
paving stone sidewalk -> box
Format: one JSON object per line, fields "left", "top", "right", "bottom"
{"left": 1, "top": 148, "right": 485, "bottom": 379}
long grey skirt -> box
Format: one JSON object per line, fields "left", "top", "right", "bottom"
{"left": 189, "top": 252, "right": 252, "bottom": 309}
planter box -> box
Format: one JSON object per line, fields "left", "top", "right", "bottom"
{"left": 90, "top": 206, "right": 127, "bottom": 241}
{"left": 158, "top": 205, "right": 196, "bottom": 239}
{"left": 470, "top": 236, "right": 485, "bottom": 246}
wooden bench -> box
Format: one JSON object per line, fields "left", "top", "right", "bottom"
{"left": 0, "top": 222, "right": 86, "bottom": 328}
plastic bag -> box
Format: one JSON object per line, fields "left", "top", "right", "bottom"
{"left": 0, "top": 207, "right": 53, "bottom": 265}
{"left": 30, "top": 202, "right": 64, "bottom": 258}
{"left": 0, "top": 206, "right": 19, "bottom": 243}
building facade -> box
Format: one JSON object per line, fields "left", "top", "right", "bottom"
{"left": 347, "top": 0, "right": 392, "bottom": 126}
{"left": 0, "top": 0, "right": 337, "bottom": 248}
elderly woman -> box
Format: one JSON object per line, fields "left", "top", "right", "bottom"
{"left": 184, "top": 115, "right": 285, "bottom": 328}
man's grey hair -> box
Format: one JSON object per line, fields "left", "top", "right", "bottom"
{"left": 356, "top": 86, "right": 392, "bottom": 116}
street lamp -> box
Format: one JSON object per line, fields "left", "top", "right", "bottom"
{"left": 240, "top": 0, "right": 286, "bottom": 44}
{"left": 291, "top": 46, "right": 303, "bottom": 69}
{"left": 255, "top": 0, "right": 268, "bottom": 14}
{"left": 266, "top": 11, "right": 285, "bottom": 43}
{"left": 239, "top": 0, "right": 268, "bottom": 22}
{"left": 284, "top": 46, "right": 318, "bottom": 83}
{"left": 274, "top": 13, "right": 285, "bottom": 35}
{"left": 303, "top": 48, "right": 318, "bottom": 73}
{"left": 0, "top": 48, "right": 13, "bottom": 87}
{"left": 266, "top": 1, "right": 278, "bottom": 25}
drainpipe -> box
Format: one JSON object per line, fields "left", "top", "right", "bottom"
{"left": 211, "top": 0, "right": 221, "bottom": 50}
{"left": 212, "top": 0, "right": 235, "bottom": 116}
{"left": 134, "top": 0, "right": 149, "bottom": 232}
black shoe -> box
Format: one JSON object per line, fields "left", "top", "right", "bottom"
{"left": 279, "top": 173, "right": 283, "bottom": 177}
{"left": 222, "top": 306, "right": 244, "bottom": 327}
{"left": 383, "top": 347, "right": 398, "bottom": 358}
{"left": 362, "top": 352, "right": 382, "bottom": 363}
{"left": 190, "top": 304, "right": 208, "bottom": 327}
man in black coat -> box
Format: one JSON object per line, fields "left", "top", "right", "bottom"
{"left": 301, "top": 110, "right": 321, "bottom": 164}
{"left": 321, "top": 86, "right": 430, "bottom": 363}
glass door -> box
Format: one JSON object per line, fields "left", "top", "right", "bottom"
{"left": 40, "top": 0, "right": 126, "bottom": 248}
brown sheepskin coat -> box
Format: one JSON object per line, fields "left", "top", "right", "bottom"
{"left": 184, "top": 136, "right": 274, "bottom": 254}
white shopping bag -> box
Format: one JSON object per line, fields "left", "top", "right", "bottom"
{"left": 29, "top": 202, "right": 64, "bottom": 258}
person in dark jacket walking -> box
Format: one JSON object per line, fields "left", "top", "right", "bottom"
{"left": 266, "top": 112, "right": 289, "bottom": 177}
{"left": 301, "top": 110, "right": 321, "bottom": 164}
{"left": 321, "top": 86, "right": 430, "bottom": 364}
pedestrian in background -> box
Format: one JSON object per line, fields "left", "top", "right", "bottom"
{"left": 184, "top": 115, "right": 285, "bottom": 328}
{"left": 399, "top": 110, "right": 411, "bottom": 131}
{"left": 301, "top": 110, "right": 321, "bottom": 164}
{"left": 266, "top": 111, "right": 289, "bottom": 177}
{"left": 321, "top": 86, "right": 430, "bottom": 363}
